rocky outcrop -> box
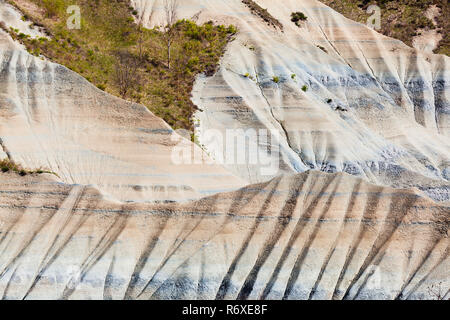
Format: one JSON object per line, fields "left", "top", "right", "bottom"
{"left": 132, "top": 0, "right": 450, "bottom": 201}
{"left": 0, "top": 29, "right": 245, "bottom": 203}
{"left": 0, "top": 171, "right": 447, "bottom": 299}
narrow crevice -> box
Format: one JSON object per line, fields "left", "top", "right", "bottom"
{"left": 254, "top": 68, "right": 293, "bottom": 152}
{"left": 0, "top": 137, "right": 12, "bottom": 160}
{"left": 317, "top": 24, "right": 352, "bottom": 69}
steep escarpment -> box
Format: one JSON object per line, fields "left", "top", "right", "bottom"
{"left": 2, "top": 0, "right": 238, "bottom": 133}
{"left": 0, "top": 171, "right": 447, "bottom": 299}
{"left": 0, "top": 29, "right": 245, "bottom": 202}
{"left": 132, "top": 0, "right": 450, "bottom": 201}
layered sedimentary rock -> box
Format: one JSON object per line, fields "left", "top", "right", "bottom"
{"left": 0, "top": 0, "right": 448, "bottom": 300}
{"left": 0, "top": 171, "right": 447, "bottom": 299}
{"left": 0, "top": 0, "right": 47, "bottom": 39}
{"left": 133, "top": 0, "right": 450, "bottom": 201}
{"left": 0, "top": 29, "right": 245, "bottom": 203}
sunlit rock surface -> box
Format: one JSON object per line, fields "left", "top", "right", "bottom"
{"left": 0, "top": 0, "right": 448, "bottom": 300}
{"left": 0, "top": 29, "right": 245, "bottom": 203}
{"left": 0, "top": 171, "right": 448, "bottom": 299}
{"left": 133, "top": 0, "right": 450, "bottom": 201}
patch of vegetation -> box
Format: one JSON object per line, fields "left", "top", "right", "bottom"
{"left": 317, "top": 45, "right": 328, "bottom": 53}
{"left": 291, "top": 11, "right": 308, "bottom": 26}
{"left": 272, "top": 76, "right": 280, "bottom": 83}
{"left": 242, "top": 0, "right": 283, "bottom": 30}
{"left": 335, "top": 105, "right": 347, "bottom": 111}
{"left": 327, "top": 98, "right": 333, "bottom": 103}
{"left": 0, "top": 158, "right": 55, "bottom": 176}
{"left": 318, "top": 0, "right": 449, "bottom": 55}
{"left": 291, "top": 73, "right": 296, "bottom": 79}
{"left": 243, "top": 72, "right": 255, "bottom": 81}
{"left": 8, "top": 0, "right": 237, "bottom": 133}
{"left": 301, "top": 84, "right": 308, "bottom": 92}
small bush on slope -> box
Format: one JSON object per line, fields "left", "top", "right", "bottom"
{"left": 0, "top": 158, "right": 54, "bottom": 176}
{"left": 8, "top": 0, "right": 237, "bottom": 133}
{"left": 291, "top": 12, "right": 308, "bottom": 26}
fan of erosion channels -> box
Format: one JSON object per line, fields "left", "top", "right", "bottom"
{"left": 0, "top": 171, "right": 448, "bottom": 299}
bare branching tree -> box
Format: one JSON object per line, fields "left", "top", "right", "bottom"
{"left": 113, "top": 50, "right": 141, "bottom": 99}
{"left": 163, "top": 0, "right": 179, "bottom": 69}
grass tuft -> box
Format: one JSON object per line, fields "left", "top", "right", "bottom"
{"left": 0, "top": 158, "right": 55, "bottom": 176}
{"left": 7, "top": 0, "right": 238, "bottom": 134}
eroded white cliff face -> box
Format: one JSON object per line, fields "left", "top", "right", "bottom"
{"left": 0, "top": 171, "right": 448, "bottom": 300}
{"left": 0, "top": 0, "right": 47, "bottom": 39}
{"left": 0, "top": 0, "right": 448, "bottom": 300}
{"left": 0, "top": 30, "right": 245, "bottom": 203}
{"left": 133, "top": 0, "right": 450, "bottom": 201}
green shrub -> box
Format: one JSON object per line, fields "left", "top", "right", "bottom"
{"left": 0, "top": 158, "right": 55, "bottom": 176}
{"left": 0, "top": 159, "right": 16, "bottom": 173}
{"left": 226, "top": 25, "right": 238, "bottom": 34}
{"left": 291, "top": 74, "right": 296, "bottom": 79}
{"left": 301, "top": 84, "right": 308, "bottom": 92}
{"left": 97, "top": 83, "right": 106, "bottom": 90}
{"left": 317, "top": 45, "right": 327, "bottom": 53}
{"left": 291, "top": 12, "right": 308, "bottom": 26}
{"left": 272, "top": 76, "right": 280, "bottom": 83}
